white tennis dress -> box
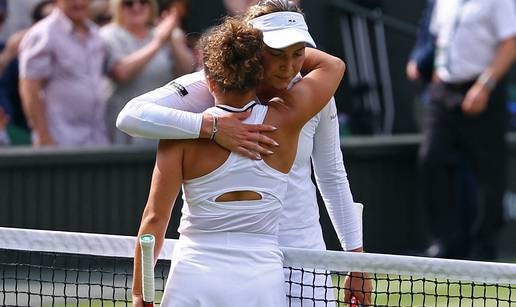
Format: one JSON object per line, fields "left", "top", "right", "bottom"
{"left": 118, "top": 71, "right": 363, "bottom": 306}
{"left": 160, "top": 102, "right": 288, "bottom": 307}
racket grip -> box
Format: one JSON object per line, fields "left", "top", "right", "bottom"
{"left": 140, "top": 234, "right": 156, "bottom": 306}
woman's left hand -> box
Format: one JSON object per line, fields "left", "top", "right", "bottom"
{"left": 201, "top": 111, "right": 279, "bottom": 160}
{"left": 344, "top": 271, "right": 372, "bottom": 306}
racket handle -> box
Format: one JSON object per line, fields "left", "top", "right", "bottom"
{"left": 140, "top": 234, "right": 156, "bottom": 306}
{"left": 350, "top": 295, "right": 359, "bottom": 307}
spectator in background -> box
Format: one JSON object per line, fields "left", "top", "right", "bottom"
{"left": 0, "top": 106, "right": 9, "bottom": 145}
{"left": 100, "top": 0, "right": 195, "bottom": 145}
{"left": 222, "top": 0, "right": 300, "bottom": 16}
{"left": 223, "top": 0, "right": 259, "bottom": 15}
{"left": 90, "top": 0, "right": 112, "bottom": 26}
{"left": 157, "top": 0, "right": 194, "bottom": 75}
{"left": 0, "top": 0, "right": 54, "bottom": 135}
{"left": 19, "top": 0, "right": 109, "bottom": 147}
{"left": 0, "top": 0, "right": 11, "bottom": 125}
{"left": 158, "top": 0, "right": 203, "bottom": 71}
{"left": 0, "top": 1, "right": 54, "bottom": 76}
{"left": 185, "top": 31, "right": 203, "bottom": 71}
{"left": 418, "top": 0, "right": 516, "bottom": 260}
{"left": 405, "top": 0, "right": 434, "bottom": 128}
{"left": 158, "top": 0, "right": 188, "bottom": 20}
{"left": 0, "top": 0, "right": 41, "bottom": 42}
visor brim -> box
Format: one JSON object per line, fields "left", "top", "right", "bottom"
{"left": 262, "top": 28, "right": 316, "bottom": 49}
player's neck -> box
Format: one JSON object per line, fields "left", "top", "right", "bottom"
{"left": 213, "top": 90, "right": 257, "bottom": 108}
{"left": 256, "top": 85, "right": 286, "bottom": 103}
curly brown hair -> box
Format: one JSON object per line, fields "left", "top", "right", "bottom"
{"left": 243, "top": 0, "right": 303, "bottom": 21}
{"left": 201, "top": 17, "right": 264, "bottom": 93}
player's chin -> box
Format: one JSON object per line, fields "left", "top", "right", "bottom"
{"left": 271, "top": 79, "right": 291, "bottom": 91}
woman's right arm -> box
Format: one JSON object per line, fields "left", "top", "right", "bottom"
{"left": 132, "top": 140, "right": 183, "bottom": 306}
{"left": 284, "top": 48, "right": 345, "bottom": 128}
{"left": 117, "top": 71, "right": 278, "bottom": 158}
{"left": 116, "top": 71, "right": 214, "bottom": 139}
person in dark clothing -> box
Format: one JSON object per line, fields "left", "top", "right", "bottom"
{"left": 418, "top": 0, "right": 516, "bottom": 261}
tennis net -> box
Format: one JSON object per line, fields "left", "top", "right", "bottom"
{"left": 1, "top": 227, "right": 515, "bottom": 306}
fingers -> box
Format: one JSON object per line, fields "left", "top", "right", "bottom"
{"left": 343, "top": 290, "right": 353, "bottom": 304}
{"left": 461, "top": 93, "right": 474, "bottom": 112}
{"left": 346, "top": 292, "right": 370, "bottom": 306}
{"left": 243, "top": 124, "right": 279, "bottom": 148}
{"left": 223, "top": 112, "right": 277, "bottom": 133}
{"left": 344, "top": 272, "right": 372, "bottom": 306}
{"left": 234, "top": 146, "right": 262, "bottom": 160}
{"left": 245, "top": 123, "right": 277, "bottom": 133}
{"left": 243, "top": 130, "right": 279, "bottom": 147}
{"left": 214, "top": 134, "right": 275, "bottom": 158}
{"left": 461, "top": 98, "right": 482, "bottom": 116}
{"left": 214, "top": 112, "right": 279, "bottom": 157}
{"left": 240, "top": 140, "right": 274, "bottom": 156}
{"left": 354, "top": 292, "right": 371, "bottom": 306}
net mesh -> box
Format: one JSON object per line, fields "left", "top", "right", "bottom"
{"left": 1, "top": 227, "right": 515, "bottom": 306}
{"left": 1, "top": 248, "right": 168, "bottom": 306}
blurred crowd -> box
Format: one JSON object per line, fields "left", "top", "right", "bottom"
{"left": 0, "top": 0, "right": 515, "bottom": 262}
{"left": 0, "top": 0, "right": 269, "bottom": 147}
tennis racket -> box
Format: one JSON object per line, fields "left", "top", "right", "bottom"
{"left": 351, "top": 202, "right": 363, "bottom": 307}
{"left": 140, "top": 234, "right": 156, "bottom": 307}
{"left": 350, "top": 295, "right": 360, "bottom": 307}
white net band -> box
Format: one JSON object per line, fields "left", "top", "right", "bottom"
{"left": 1, "top": 227, "right": 515, "bottom": 285}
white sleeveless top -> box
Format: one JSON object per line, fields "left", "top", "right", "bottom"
{"left": 178, "top": 101, "right": 289, "bottom": 237}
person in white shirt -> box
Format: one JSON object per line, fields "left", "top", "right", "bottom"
{"left": 418, "top": 0, "right": 516, "bottom": 260}
{"left": 132, "top": 15, "right": 345, "bottom": 307}
{"left": 100, "top": 0, "right": 195, "bottom": 145}
{"left": 121, "top": 0, "right": 371, "bottom": 304}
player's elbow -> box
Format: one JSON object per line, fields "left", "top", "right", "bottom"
{"left": 334, "top": 57, "right": 346, "bottom": 78}
{"left": 141, "top": 210, "right": 167, "bottom": 229}
{"left": 115, "top": 105, "right": 130, "bottom": 132}
{"left": 115, "top": 98, "right": 141, "bottom": 134}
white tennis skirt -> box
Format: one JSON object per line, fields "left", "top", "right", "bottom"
{"left": 161, "top": 232, "right": 286, "bottom": 307}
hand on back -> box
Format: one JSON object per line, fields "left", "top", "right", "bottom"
{"left": 207, "top": 111, "right": 279, "bottom": 160}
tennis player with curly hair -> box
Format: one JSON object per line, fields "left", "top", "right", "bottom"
{"left": 123, "top": 1, "right": 371, "bottom": 305}
{"left": 132, "top": 14, "right": 345, "bottom": 306}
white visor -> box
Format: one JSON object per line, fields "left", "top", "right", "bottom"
{"left": 249, "top": 12, "right": 316, "bottom": 49}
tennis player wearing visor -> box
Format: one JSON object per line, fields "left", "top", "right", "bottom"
{"left": 124, "top": 1, "right": 370, "bottom": 305}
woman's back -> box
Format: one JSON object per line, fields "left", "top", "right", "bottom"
{"left": 177, "top": 101, "right": 292, "bottom": 236}
{"left": 160, "top": 102, "right": 289, "bottom": 307}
